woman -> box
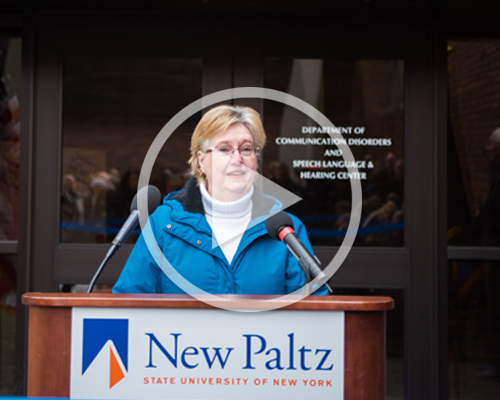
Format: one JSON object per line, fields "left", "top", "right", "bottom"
{"left": 113, "top": 105, "right": 328, "bottom": 295}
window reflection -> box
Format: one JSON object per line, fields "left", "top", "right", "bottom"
{"left": 264, "top": 59, "right": 405, "bottom": 247}
{"left": 448, "top": 39, "right": 500, "bottom": 246}
{"left": 61, "top": 57, "right": 201, "bottom": 243}
{"left": 0, "top": 37, "right": 21, "bottom": 241}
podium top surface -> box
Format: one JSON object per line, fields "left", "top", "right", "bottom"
{"left": 22, "top": 292, "right": 394, "bottom": 311}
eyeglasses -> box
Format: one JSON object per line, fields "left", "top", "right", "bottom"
{"left": 206, "top": 144, "right": 260, "bottom": 158}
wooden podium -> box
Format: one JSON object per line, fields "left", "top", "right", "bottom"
{"left": 22, "top": 293, "right": 393, "bottom": 400}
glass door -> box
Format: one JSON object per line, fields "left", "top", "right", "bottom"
{"left": 233, "top": 27, "right": 442, "bottom": 399}
{"left": 30, "top": 23, "right": 444, "bottom": 399}
{"left": 32, "top": 25, "right": 232, "bottom": 291}
{"left": 447, "top": 37, "right": 500, "bottom": 399}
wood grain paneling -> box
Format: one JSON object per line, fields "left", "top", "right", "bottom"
{"left": 27, "top": 306, "right": 71, "bottom": 397}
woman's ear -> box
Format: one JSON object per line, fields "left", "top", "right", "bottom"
{"left": 197, "top": 151, "right": 206, "bottom": 174}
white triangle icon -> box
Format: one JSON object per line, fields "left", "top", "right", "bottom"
{"left": 204, "top": 160, "right": 302, "bottom": 251}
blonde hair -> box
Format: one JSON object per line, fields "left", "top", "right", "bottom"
{"left": 189, "top": 105, "right": 266, "bottom": 184}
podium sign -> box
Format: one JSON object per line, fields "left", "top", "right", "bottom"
{"left": 70, "top": 307, "right": 345, "bottom": 400}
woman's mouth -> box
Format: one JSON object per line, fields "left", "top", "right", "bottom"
{"left": 227, "top": 171, "right": 246, "bottom": 176}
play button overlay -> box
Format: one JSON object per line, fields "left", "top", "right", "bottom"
{"left": 137, "top": 87, "right": 362, "bottom": 312}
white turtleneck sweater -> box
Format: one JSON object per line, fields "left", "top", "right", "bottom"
{"left": 200, "top": 182, "right": 253, "bottom": 264}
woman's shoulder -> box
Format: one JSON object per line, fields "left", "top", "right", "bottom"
{"left": 162, "top": 177, "right": 204, "bottom": 214}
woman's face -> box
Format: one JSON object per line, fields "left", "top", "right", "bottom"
{"left": 197, "top": 123, "right": 258, "bottom": 202}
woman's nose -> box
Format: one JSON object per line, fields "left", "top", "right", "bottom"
{"left": 230, "top": 149, "right": 243, "bottom": 163}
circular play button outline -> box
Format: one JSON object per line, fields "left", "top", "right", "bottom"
{"left": 137, "top": 87, "right": 362, "bottom": 312}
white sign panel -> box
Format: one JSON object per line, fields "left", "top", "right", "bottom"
{"left": 70, "top": 307, "right": 344, "bottom": 400}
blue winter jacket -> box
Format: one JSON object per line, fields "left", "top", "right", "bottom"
{"left": 113, "top": 178, "right": 328, "bottom": 295}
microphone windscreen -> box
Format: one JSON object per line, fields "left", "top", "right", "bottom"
{"left": 265, "top": 212, "right": 294, "bottom": 240}
{"left": 130, "top": 185, "right": 162, "bottom": 215}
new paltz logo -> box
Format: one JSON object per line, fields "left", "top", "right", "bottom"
{"left": 82, "top": 319, "right": 129, "bottom": 389}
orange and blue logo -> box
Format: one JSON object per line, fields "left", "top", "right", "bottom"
{"left": 82, "top": 318, "right": 129, "bottom": 388}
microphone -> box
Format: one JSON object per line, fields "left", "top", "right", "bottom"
{"left": 266, "top": 212, "right": 333, "bottom": 294}
{"left": 87, "top": 185, "right": 162, "bottom": 293}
